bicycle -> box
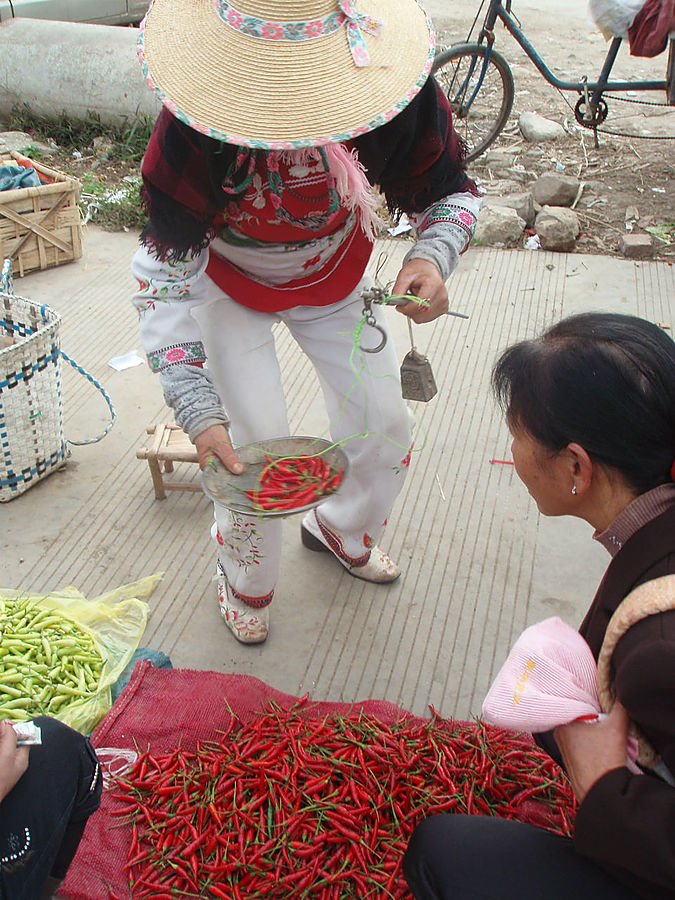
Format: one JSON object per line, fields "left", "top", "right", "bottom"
{"left": 431, "top": 0, "right": 675, "bottom": 162}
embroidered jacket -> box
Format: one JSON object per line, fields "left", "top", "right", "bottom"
{"left": 140, "top": 77, "right": 478, "bottom": 262}
{"left": 131, "top": 77, "right": 480, "bottom": 436}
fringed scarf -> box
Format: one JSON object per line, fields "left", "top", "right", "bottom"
{"left": 279, "top": 144, "right": 384, "bottom": 241}
{"left": 140, "top": 77, "right": 477, "bottom": 261}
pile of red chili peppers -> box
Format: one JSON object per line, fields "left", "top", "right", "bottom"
{"left": 245, "top": 455, "right": 344, "bottom": 512}
{"left": 113, "top": 702, "right": 576, "bottom": 899}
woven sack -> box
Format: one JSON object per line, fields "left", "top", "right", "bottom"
{"left": 0, "top": 291, "right": 67, "bottom": 501}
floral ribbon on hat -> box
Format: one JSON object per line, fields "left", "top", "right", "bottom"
{"left": 215, "top": 0, "right": 384, "bottom": 66}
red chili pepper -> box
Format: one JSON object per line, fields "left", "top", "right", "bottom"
{"left": 117, "top": 704, "right": 575, "bottom": 899}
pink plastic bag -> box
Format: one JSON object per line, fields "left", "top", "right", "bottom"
{"left": 482, "top": 617, "right": 600, "bottom": 731}
{"left": 482, "top": 616, "right": 640, "bottom": 772}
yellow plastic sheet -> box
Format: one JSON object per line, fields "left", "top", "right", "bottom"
{"left": 0, "top": 573, "right": 161, "bottom": 734}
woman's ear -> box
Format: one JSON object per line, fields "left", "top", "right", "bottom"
{"left": 565, "top": 442, "right": 593, "bottom": 495}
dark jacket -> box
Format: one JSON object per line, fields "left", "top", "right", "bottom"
{"left": 541, "top": 504, "right": 675, "bottom": 898}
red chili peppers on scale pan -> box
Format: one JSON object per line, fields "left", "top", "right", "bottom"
{"left": 245, "top": 455, "right": 344, "bottom": 512}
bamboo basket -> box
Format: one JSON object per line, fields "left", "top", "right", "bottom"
{"left": 0, "top": 151, "right": 82, "bottom": 277}
{"left": 0, "top": 290, "right": 67, "bottom": 500}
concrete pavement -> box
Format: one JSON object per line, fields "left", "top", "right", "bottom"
{"left": 1, "top": 0, "right": 674, "bottom": 720}
{"left": 2, "top": 224, "right": 673, "bottom": 719}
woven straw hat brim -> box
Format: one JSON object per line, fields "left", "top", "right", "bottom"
{"left": 139, "top": 0, "right": 435, "bottom": 149}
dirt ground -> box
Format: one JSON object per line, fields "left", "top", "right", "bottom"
{"left": 433, "top": 4, "right": 675, "bottom": 258}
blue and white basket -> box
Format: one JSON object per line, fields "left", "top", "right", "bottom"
{"left": 0, "top": 260, "right": 115, "bottom": 501}
{"left": 0, "top": 291, "right": 67, "bottom": 500}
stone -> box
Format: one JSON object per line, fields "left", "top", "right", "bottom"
{"left": 503, "top": 165, "right": 535, "bottom": 184}
{"left": 473, "top": 206, "right": 526, "bottom": 248}
{"left": 483, "top": 149, "right": 517, "bottom": 168}
{"left": 0, "top": 131, "right": 54, "bottom": 156}
{"left": 480, "top": 179, "right": 526, "bottom": 197}
{"left": 519, "top": 112, "right": 566, "bottom": 143}
{"left": 92, "top": 135, "right": 115, "bottom": 157}
{"left": 484, "top": 192, "right": 535, "bottom": 228}
{"left": 532, "top": 174, "right": 581, "bottom": 207}
{"left": 534, "top": 206, "right": 580, "bottom": 251}
{"left": 620, "top": 233, "right": 654, "bottom": 259}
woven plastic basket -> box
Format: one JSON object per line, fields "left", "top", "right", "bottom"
{"left": 0, "top": 291, "right": 67, "bottom": 500}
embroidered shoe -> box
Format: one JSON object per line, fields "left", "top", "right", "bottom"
{"left": 216, "top": 574, "right": 269, "bottom": 644}
{"left": 300, "top": 509, "right": 401, "bottom": 583}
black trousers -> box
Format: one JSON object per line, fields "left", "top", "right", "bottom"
{"left": 0, "top": 717, "right": 102, "bottom": 900}
{"left": 403, "top": 815, "right": 640, "bottom": 900}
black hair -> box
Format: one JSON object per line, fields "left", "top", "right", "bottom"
{"left": 491, "top": 312, "right": 675, "bottom": 495}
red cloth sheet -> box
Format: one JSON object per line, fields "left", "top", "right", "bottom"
{"left": 629, "top": 0, "right": 675, "bottom": 57}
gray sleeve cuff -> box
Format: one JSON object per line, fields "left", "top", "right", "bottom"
{"left": 158, "top": 364, "right": 229, "bottom": 442}
{"left": 402, "top": 222, "right": 468, "bottom": 281}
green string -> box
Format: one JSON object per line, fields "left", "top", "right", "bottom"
{"left": 209, "top": 292, "right": 432, "bottom": 494}
{"left": 383, "top": 293, "right": 432, "bottom": 311}
{"left": 283, "top": 292, "right": 433, "bottom": 459}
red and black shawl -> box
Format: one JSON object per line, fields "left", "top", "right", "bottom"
{"left": 140, "top": 77, "right": 478, "bottom": 261}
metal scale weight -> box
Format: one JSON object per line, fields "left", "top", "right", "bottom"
{"left": 359, "top": 286, "right": 468, "bottom": 402}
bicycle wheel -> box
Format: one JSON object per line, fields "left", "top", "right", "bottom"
{"left": 432, "top": 43, "right": 515, "bottom": 163}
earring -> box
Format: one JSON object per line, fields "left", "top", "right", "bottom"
{"left": 571, "top": 485, "right": 577, "bottom": 495}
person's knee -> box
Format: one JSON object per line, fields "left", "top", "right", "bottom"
{"left": 31, "top": 717, "right": 102, "bottom": 817}
{"left": 403, "top": 815, "right": 455, "bottom": 895}
{"left": 370, "top": 401, "right": 414, "bottom": 467}
{"left": 33, "top": 716, "right": 86, "bottom": 754}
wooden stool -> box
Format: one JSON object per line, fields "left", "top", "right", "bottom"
{"left": 137, "top": 424, "right": 200, "bottom": 500}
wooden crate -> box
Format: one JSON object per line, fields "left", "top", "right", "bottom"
{"left": 0, "top": 150, "right": 82, "bottom": 277}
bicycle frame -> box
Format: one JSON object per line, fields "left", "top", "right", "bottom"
{"left": 480, "top": 0, "right": 667, "bottom": 105}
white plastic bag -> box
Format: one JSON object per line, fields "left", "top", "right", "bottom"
{"left": 588, "top": 0, "right": 647, "bottom": 39}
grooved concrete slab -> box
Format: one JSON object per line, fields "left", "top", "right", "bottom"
{"left": 2, "top": 226, "right": 673, "bottom": 719}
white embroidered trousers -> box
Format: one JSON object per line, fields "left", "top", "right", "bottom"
{"left": 190, "top": 275, "right": 414, "bottom": 605}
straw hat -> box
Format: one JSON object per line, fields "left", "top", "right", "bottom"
{"left": 138, "top": 0, "right": 436, "bottom": 149}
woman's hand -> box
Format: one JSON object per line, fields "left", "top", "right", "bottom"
{"left": 0, "top": 721, "right": 29, "bottom": 803}
{"left": 193, "top": 424, "right": 244, "bottom": 474}
{"left": 390, "top": 259, "right": 449, "bottom": 323}
{"left": 554, "top": 702, "right": 630, "bottom": 803}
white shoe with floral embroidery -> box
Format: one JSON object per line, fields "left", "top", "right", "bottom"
{"left": 216, "top": 577, "right": 269, "bottom": 644}
{"left": 301, "top": 509, "right": 401, "bottom": 583}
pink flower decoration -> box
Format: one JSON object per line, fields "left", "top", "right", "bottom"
{"left": 261, "top": 24, "right": 283, "bottom": 39}
{"left": 226, "top": 11, "right": 242, "bottom": 27}
{"left": 363, "top": 532, "right": 373, "bottom": 548}
{"left": 269, "top": 193, "right": 281, "bottom": 210}
{"left": 166, "top": 348, "right": 186, "bottom": 362}
{"left": 304, "top": 21, "right": 323, "bottom": 37}
{"left": 266, "top": 154, "right": 280, "bottom": 172}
